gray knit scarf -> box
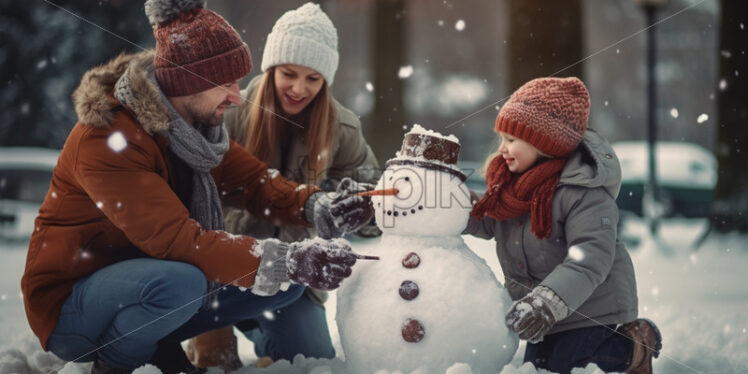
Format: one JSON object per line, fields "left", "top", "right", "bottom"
{"left": 115, "top": 65, "right": 229, "bottom": 307}
{"left": 115, "top": 65, "right": 229, "bottom": 232}
{"left": 161, "top": 103, "right": 229, "bottom": 233}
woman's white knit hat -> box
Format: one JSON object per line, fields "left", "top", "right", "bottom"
{"left": 261, "top": 3, "right": 339, "bottom": 85}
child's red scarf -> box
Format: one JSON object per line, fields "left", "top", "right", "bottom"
{"left": 471, "top": 155, "right": 567, "bottom": 238}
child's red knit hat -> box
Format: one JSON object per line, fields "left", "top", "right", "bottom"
{"left": 495, "top": 77, "right": 590, "bottom": 157}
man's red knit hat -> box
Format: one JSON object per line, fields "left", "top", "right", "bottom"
{"left": 495, "top": 77, "right": 590, "bottom": 157}
{"left": 145, "top": 0, "right": 252, "bottom": 97}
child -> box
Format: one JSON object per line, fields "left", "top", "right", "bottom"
{"left": 466, "top": 77, "right": 662, "bottom": 374}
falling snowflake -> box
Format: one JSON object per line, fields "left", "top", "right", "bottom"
{"left": 398, "top": 65, "right": 414, "bottom": 79}
{"left": 651, "top": 287, "right": 660, "bottom": 297}
{"left": 719, "top": 79, "right": 728, "bottom": 91}
{"left": 108, "top": 132, "right": 127, "bottom": 152}
{"left": 604, "top": 100, "right": 609, "bottom": 107}
{"left": 697, "top": 114, "right": 709, "bottom": 124}
{"left": 568, "top": 245, "right": 584, "bottom": 261}
{"left": 455, "top": 20, "right": 466, "bottom": 31}
{"left": 670, "top": 108, "right": 679, "bottom": 118}
{"left": 365, "top": 82, "right": 374, "bottom": 92}
{"left": 51, "top": 191, "right": 58, "bottom": 198}
{"left": 96, "top": 201, "right": 104, "bottom": 209}
{"left": 36, "top": 59, "right": 48, "bottom": 70}
{"left": 264, "top": 208, "right": 271, "bottom": 216}
{"left": 437, "top": 19, "right": 444, "bottom": 27}
{"left": 263, "top": 310, "right": 276, "bottom": 321}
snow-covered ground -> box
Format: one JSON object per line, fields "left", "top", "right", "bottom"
{"left": 1, "top": 218, "right": 747, "bottom": 374}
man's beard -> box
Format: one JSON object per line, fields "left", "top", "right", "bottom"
{"left": 193, "top": 110, "right": 223, "bottom": 127}
{"left": 187, "top": 104, "right": 225, "bottom": 127}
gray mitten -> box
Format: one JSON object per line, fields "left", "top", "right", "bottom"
{"left": 305, "top": 177, "right": 375, "bottom": 239}
{"left": 505, "top": 286, "right": 569, "bottom": 343}
{"left": 251, "top": 238, "right": 359, "bottom": 296}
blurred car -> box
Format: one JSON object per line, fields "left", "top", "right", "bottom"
{"left": 611, "top": 141, "right": 717, "bottom": 249}
{"left": 0, "top": 147, "right": 59, "bottom": 241}
{"left": 612, "top": 141, "right": 717, "bottom": 219}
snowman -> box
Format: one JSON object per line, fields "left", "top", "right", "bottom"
{"left": 337, "top": 125, "right": 518, "bottom": 373}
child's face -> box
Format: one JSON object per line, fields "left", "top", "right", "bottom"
{"left": 497, "top": 132, "right": 541, "bottom": 173}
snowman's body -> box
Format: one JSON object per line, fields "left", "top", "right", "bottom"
{"left": 337, "top": 126, "right": 518, "bottom": 373}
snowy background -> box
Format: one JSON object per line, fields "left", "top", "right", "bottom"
{"left": 2, "top": 218, "right": 747, "bottom": 374}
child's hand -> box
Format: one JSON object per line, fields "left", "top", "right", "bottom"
{"left": 505, "top": 286, "right": 569, "bottom": 343}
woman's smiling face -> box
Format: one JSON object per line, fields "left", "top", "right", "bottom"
{"left": 273, "top": 64, "right": 325, "bottom": 115}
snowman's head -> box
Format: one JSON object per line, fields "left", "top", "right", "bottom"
{"left": 369, "top": 125, "right": 472, "bottom": 236}
{"left": 371, "top": 164, "right": 472, "bottom": 236}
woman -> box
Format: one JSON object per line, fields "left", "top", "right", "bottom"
{"left": 186, "top": 3, "right": 381, "bottom": 371}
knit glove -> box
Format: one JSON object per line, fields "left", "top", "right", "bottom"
{"left": 250, "top": 238, "right": 358, "bottom": 296}
{"left": 505, "top": 286, "right": 569, "bottom": 343}
{"left": 305, "top": 177, "right": 375, "bottom": 239}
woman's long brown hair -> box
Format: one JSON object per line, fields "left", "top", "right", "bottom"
{"left": 243, "top": 67, "right": 337, "bottom": 185}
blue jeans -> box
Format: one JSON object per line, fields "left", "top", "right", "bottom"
{"left": 46, "top": 258, "right": 331, "bottom": 370}
{"left": 235, "top": 290, "right": 335, "bottom": 360}
{"left": 524, "top": 325, "right": 632, "bottom": 374}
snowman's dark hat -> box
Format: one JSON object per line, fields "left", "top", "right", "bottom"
{"left": 385, "top": 130, "right": 467, "bottom": 182}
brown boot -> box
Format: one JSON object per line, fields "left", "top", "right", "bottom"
{"left": 618, "top": 318, "right": 662, "bottom": 374}
{"left": 185, "top": 327, "right": 243, "bottom": 373}
{"left": 254, "top": 356, "right": 274, "bottom": 369}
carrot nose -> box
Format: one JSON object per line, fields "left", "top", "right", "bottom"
{"left": 357, "top": 188, "right": 399, "bottom": 197}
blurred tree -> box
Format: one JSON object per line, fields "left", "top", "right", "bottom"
{"left": 713, "top": 0, "right": 748, "bottom": 232}
{"left": 507, "top": 0, "right": 584, "bottom": 91}
{"left": 368, "top": 0, "right": 407, "bottom": 166}
{"left": 0, "top": 0, "right": 151, "bottom": 149}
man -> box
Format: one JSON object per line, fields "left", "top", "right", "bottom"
{"left": 20, "top": 0, "right": 373, "bottom": 373}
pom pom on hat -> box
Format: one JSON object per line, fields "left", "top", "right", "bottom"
{"left": 495, "top": 77, "right": 590, "bottom": 157}
{"left": 145, "top": 0, "right": 206, "bottom": 26}
{"left": 261, "top": 2, "right": 339, "bottom": 85}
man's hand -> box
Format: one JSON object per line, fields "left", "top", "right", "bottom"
{"left": 306, "top": 177, "right": 375, "bottom": 239}
{"left": 286, "top": 238, "right": 358, "bottom": 291}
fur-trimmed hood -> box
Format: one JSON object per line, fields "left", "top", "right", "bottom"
{"left": 72, "top": 50, "right": 170, "bottom": 134}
